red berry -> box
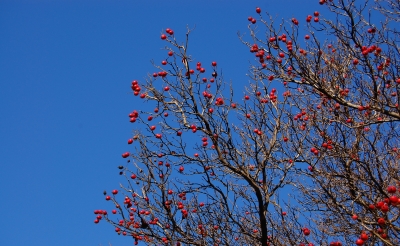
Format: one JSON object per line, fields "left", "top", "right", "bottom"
{"left": 161, "top": 34, "right": 167, "bottom": 40}
{"left": 256, "top": 7, "right": 261, "bottom": 14}
{"left": 389, "top": 195, "right": 398, "bottom": 204}
{"left": 302, "top": 228, "right": 310, "bottom": 236}
{"left": 360, "top": 233, "right": 368, "bottom": 241}
{"left": 387, "top": 186, "right": 397, "bottom": 193}
{"left": 377, "top": 217, "right": 385, "bottom": 225}
{"left": 355, "top": 239, "right": 364, "bottom": 246}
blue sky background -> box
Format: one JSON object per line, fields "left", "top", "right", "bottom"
{"left": 0, "top": 1, "right": 315, "bottom": 245}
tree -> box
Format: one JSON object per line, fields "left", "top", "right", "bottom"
{"left": 94, "top": 1, "right": 400, "bottom": 245}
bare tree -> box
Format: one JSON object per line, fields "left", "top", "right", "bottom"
{"left": 94, "top": 1, "right": 399, "bottom": 245}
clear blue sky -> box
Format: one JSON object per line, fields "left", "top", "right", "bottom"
{"left": 0, "top": 1, "right": 314, "bottom": 245}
